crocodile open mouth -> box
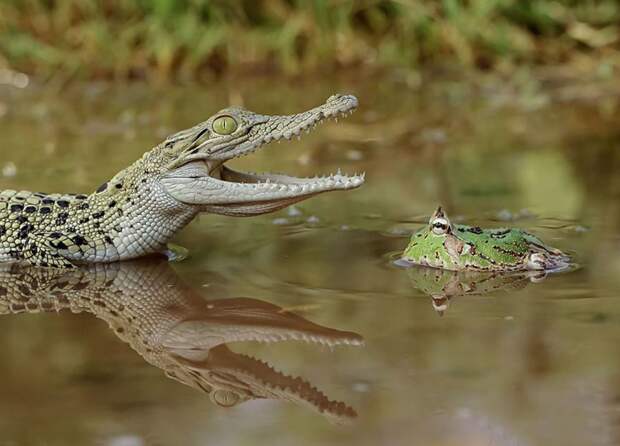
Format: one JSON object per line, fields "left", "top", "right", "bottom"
{"left": 160, "top": 94, "right": 365, "bottom": 215}
{"left": 207, "top": 94, "right": 364, "bottom": 192}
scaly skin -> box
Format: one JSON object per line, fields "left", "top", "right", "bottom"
{"left": 403, "top": 206, "right": 570, "bottom": 272}
{"left": 0, "top": 259, "right": 363, "bottom": 421}
{"left": 0, "top": 94, "right": 364, "bottom": 268}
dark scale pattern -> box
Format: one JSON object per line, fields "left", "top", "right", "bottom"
{"left": 0, "top": 189, "right": 121, "bottom": 268}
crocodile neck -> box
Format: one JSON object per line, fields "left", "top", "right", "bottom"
{"left": 0, "top": 260, "right": 362, "bottom": 421}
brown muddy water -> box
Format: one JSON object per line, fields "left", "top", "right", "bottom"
{"left": 0, "top": 74, "right": 619, "bottom": 445}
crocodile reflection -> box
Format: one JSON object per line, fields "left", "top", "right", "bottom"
{"left": 407, "top": 267, "right": 546, "bottom": 315}
{"left": 0, "top": 260, "right": 363, "bottom": 422}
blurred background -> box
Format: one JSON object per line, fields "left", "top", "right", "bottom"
{"left": 1, "top": 0, "right": 620, "bottom": 82}
{"left": 1, "top": 2, "right": 620, "bottom": 446}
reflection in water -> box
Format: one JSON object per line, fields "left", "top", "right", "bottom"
{"left": 0, "top": 260, "right": 363, "bottom": 422}
{"left": 406, "top": 266, "right": 546, "bottom": 315}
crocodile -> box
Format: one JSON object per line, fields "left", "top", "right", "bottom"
{"left": 0, "top": 259, "right": 363, "bottom": 421}
{"left": 0, "top": 94, "right": 364, "bottom": 268}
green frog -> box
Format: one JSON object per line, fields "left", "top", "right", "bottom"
{"left": 402, "top": 206, "right": 570, "bottom": 272}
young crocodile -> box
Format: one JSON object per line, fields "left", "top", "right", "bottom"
{"left": 0, "top": 94, "right": 364, "bottom": 268}
{"left": 0, "top": 259, "right": 363, "bottom": 421}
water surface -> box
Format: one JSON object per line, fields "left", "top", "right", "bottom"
{"left": 0, "top": 75, "right": 619, "bottom": 445}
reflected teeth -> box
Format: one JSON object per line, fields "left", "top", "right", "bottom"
{"left": 222, "top": 330, "right": 364, "bottom": 348}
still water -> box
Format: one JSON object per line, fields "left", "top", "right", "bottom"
{"left": 0, "top": 75, "right": 619, "bottom": 445}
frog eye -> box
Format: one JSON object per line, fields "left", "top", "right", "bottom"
{"left": 212, "top": 115, "right": 238, "bottom": 135}
{"left": 431, "top": 217, "right": 449, "bottom": 235}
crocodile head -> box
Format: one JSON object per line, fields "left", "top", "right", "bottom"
{"left": 155, "top": 94, "right": 364, "bottom": 216}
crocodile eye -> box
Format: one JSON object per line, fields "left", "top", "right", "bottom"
{"left": 212, "top": 116, "right": 238, "bottom": 135}
{"left": 431, "top": 217, "right": 449, "bottom": 235}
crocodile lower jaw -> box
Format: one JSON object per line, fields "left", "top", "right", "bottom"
{"left": 216, "top": 164, "right": 366, "bottom": 190}
{"left": 160, "top": 158, "right": 365, "bottom": 216}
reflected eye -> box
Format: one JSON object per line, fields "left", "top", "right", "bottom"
{"left": 431, "top": 218, "right": 449, "bottom": 235}
{"left": 211, "top": 389, "right": 241, "bottom": 407}
{"left": 212, "top": 116, "right": 238, "bottom": 135}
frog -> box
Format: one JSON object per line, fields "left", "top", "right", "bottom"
{"left": 402, "top": 206, "right": 570, "bottom": 272}
{"left": 407, "top": 267, "right": 546, "bottom": 315}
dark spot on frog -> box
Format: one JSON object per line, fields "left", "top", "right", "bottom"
{"left": 467, "top": 227, "right": 483, "bottom": 234}
{"left": 490, "top": 229, "right": 511, "bottom": 238}
{"left": 10, "top": 204, "right": 23, "bottom": 213}
{"left": 96, "top": 182, "right": 108, "bottom": 193}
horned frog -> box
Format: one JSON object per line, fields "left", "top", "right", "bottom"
{"left": 402, "top": 207, "right": 570, "bottom": 272}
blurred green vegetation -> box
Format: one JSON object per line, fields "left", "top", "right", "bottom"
{"left": 0, "top": 0, "right": 619, "bottom": 82}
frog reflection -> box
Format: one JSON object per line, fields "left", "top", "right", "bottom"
{"left": 407, "top": 266, "right": 546, "bottom": 315}
{"left": 0, "top": 260, "right": 363, "bottom": 422}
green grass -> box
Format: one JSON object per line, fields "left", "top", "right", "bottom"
{"left": 0, "top": 0, "right": 619, "bottom": 81}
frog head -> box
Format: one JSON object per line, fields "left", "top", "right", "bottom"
{"left": 428, "top": 206, "right": 453, "bottom": 236}
{"left": 402, "top": 206, "right": 464, "bottom": 270}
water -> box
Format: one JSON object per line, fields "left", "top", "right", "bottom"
{"left": 0, "top": 75, "right": 619, "bottom": 445}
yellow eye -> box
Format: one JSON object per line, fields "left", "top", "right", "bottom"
{"left": 212, "top": 115, "right": 238, "bottom": 135}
